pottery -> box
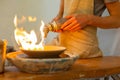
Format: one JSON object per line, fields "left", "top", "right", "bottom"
{"left": 20, "top": 46, "right": 66, "bottom": 58}
{"left": 7, "top": 51, "right": 78, "bottom": 73}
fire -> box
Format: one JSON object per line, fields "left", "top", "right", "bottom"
{"left": 14, "top": 15, "right": 45, "bottom": 50}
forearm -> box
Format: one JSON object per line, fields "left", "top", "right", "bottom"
{"left": 88, "top": 15, "right": 120, "bottom": 29}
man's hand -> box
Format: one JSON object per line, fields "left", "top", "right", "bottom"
{"left": 61, "top": 14, "right": 91, "bottom": 32}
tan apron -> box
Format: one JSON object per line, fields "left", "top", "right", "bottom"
{"left": 58, "top": 0, "right": 103, "bottom": 58}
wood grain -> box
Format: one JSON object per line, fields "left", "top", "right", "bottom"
{"left": 0, "top": 56, "right": 120, "bottom": 80}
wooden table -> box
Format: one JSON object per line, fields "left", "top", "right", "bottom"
{"left": 0, "top": 56, "right": 120, "bottom": 80}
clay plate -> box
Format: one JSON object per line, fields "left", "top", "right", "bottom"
{"left": 6, "top": 51, "right": 78, "bottom": 73}
{"left": 20, "top": 46, "right": 66, "bottom": 58}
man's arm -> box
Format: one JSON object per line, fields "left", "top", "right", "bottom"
{"left": 60, "top": 1, "right": 120, "bottom": 31}
{"left": 88, "top": 1, "right": 120, "bottom": 29}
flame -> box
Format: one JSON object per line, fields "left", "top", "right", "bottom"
{"left": 14, "top": 15, "right": 17, "bottom": 28}
{"left": 14, "top": 15, "right": 45, "bottom": 50}
{"left": 28, "top": 16, "right": 37, "bottom": 22}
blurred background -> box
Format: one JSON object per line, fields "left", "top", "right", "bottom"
{"left": 0, "top": 0, "right": 119, "bottom": 55}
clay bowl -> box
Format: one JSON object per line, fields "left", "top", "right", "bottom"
{"left": 7, "top": 51, "right": 78, "bottom": 73}
{"left": 20, "top": 46, "right": 66, "bottom": 58}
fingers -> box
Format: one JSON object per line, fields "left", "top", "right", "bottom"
{"left": 61, "top": 17, "right": 75, "bottom": 29}
{"left": 63, "top": 20, "right": 78, "bottom": 30}
{"left": 65, "top": 15, "right": 73, "bottom": 19}
{"left": 53, "top": 29, "right": 63, "bottom": 32}
{"left": 70, "top": 25, "right": 81, "bottom": 32}
{"left": 52, "top": 15, "right": 82, "bottom": 32}
{"left": 69, "top": 23, "right": 80, "bottom": 31}
{"left": 61, "top": 16, "right": 81, "bottom": 31}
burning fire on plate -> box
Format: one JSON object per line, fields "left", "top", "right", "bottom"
{"left": 5, "top": 15, "right": 77, "bottom": 74}
{"left": 13, "top": 15, "right": 66, "bottom": 58}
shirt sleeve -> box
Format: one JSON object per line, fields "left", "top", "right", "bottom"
{"left": 104, "top": 0, "right": 119, "bottom": 3}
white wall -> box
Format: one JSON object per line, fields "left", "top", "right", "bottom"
{"left": 0, "top": 0, "right": 59, "bottom": 46}
{"left": 0, "top": 0, "right": 118, "bottom": 55}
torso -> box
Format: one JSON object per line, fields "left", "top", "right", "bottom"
{"left": 64, "top": 0, "right": 118, "bottom": 16}
{"left": 59, "top": 0, "right": 118, "bottom": 58}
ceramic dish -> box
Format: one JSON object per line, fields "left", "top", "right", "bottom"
{"left": 7, "top": 51, "right": 78, "bottom": 73}
{"left": 20, "top": 46, "right": 66, "bottom": 58}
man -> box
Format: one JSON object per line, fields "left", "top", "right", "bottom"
{"left": 61, "top": 0, "right": 120, "bottom": 30}
{"left": 50, "top": 0, "right": 120, "bottom": 58}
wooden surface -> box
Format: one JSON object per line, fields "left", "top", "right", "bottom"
{"left": 0, "top": 56, "right": 120, "bottom": 80}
